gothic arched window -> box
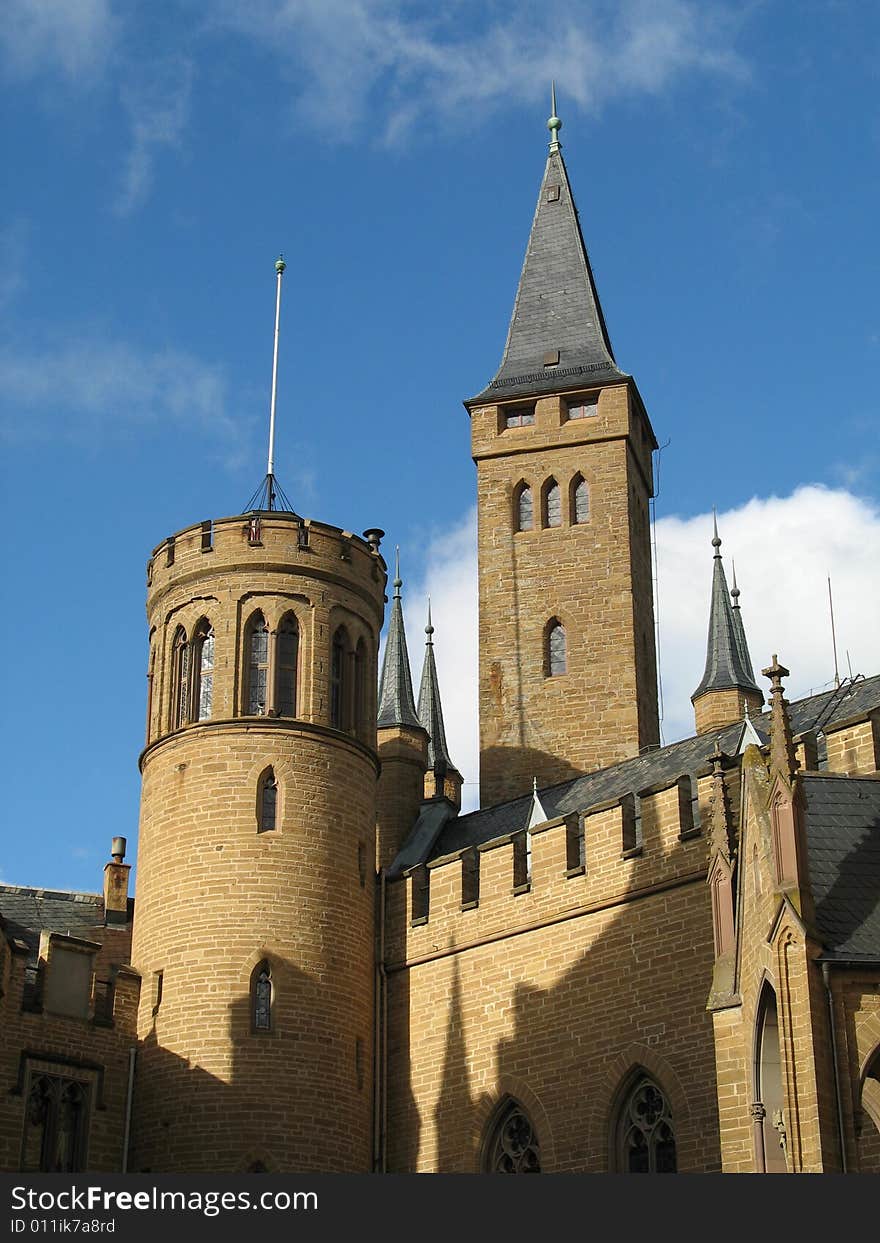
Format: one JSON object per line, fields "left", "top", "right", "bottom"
{"left": 171, "top": 626, "right": 189, "bottom": 729}
{"left": 275, "top": 613, "right": 299, "bottom": 717}
{"left": 515, "top": 483, "right": 534, "bottom": 532}
{"left": 484, "top": 1099, "right": 541, "bottom": 1173}
{"left": 755, "top": 984, "right": 786, "bottom": 1172}
{"left": 354, "top": 637, "right": 368, "bottom": 739}
{"left": 543, "top": 479, "right": 561, "bottom": 528}
{"left": 572, "top": 475, "right": 590, "bottom": 524}
{"left": 258, "top": 768, "right": 278, "bottom": 833}
{"left": 193, "top": 621, "right": 214, "bottom": 721}
{"left": 547, "top": 620, "right": 566, "bottom": 676}
{"left": 22, "top": 1074, "right": 89, "bottom": 1173}
{"left": 616, "top": 1074, "right": 677, "bottom": 1173}
{"left": 330, "top": 627, "right": 349, "bottom": 729}
{"left": 246, "top": 612, "right": 269, "bottom": 715}
{"left": 251, "top": 961, "right": 272, "bottom": 1033}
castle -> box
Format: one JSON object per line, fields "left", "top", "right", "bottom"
{"left": 2, "top": 108, "right": 879, "bottom": 1176}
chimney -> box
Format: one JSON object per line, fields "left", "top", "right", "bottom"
{"left": 103, "top": 836, "right": 131, "bottom": 926}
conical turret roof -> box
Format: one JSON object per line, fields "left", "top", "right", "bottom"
{"left": 417, "top": 601, "right": 457, "bottom": 774}
{"left": 377, "top": 550, "right": 421, "bottom": 730}
{"left": 692, "top": 521, "right": 760, "bottom": 702}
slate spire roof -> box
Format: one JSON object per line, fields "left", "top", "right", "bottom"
{"left": 467, "top": 102, "right": 626, "bottom": 406}
{"left": 692, "top": 517, "right": 760, "bottom": 702}
{"left": 377, "top": 549, "right": 421, "bottom": 730}
{"left": 417, "top": 600, "right": 457, "bottom": 774}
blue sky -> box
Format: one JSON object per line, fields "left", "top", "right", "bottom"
{"left": 1, "top": 1, "right": 878, "bottom": 893}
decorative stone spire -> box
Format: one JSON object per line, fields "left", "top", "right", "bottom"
{"left": 417, "top": 599, "right": 456, "bottom": 775}
{"left": 763, "top": 655, "right": 799, "bottom": 784}
{"left": 708, "top": 742, "right": 733, "bottom": 863}
{"left": 729, "top": 559, "right": 757, "bottom": 684}
{"left": 692, "top": 518, "right": 761, "bottom": 702}
{"left": 377, "top": 548, "right": 421, "bottom": 729}
{"left": 466, "top": 93, "right": 624, "bottom": 406}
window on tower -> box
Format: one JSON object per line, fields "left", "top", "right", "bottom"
{"left": 275, "top": 613, "right": 299, "bottom": 717}
{"left": 192, "top": 620, "right": 214, "bottom": 721}
{"left": 251, "top": 961, "right": 272, "bottom": 1033}
{"left": 546, "top": 620, "right": 566, "bottom": 676}
{"left": 504, "top": 405, "right": 535, "bottom": 428}
{"left": 246, "top": 612, "right": 270, "bottom": 714}
{"left": 515, "top": 483, "right": 534, "bottom": 532}
{"left": 543, "top": 479, "right": 561, "bottom": 528}
{"left": 170, "top": 626, "right": 189, "bottom": 729}
{"left": 354, "top": 637, "right": 368, "bottom": 740}
{"left": 571, "top": 475, "right": 590, "bottom": 524}
{"left": 330, "top": 627, "right": 349, "bottom": 729}
{"left": 258, "top": 768, "right": 278, "bottom": 833}
{"left": 567, "top": 394, "right": 599, "bottom": 420}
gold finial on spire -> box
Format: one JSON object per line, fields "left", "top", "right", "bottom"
{"left": 548, "top": 81, "right": 562, "bottom": 153}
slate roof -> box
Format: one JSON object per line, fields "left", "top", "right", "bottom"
{"left": 693, "top": 533, "right": 760, "bottom": 700}
{"left": 802, "top": 773, "right": 880, "bottom": 962}
{"left": 377, "top": 564, "right": 421, "bottom": 731}
{"left": 417, "top": 606, "right": 457, "bottom": 774}
{"left": 424, "top": 673, "right": 880, "bottom": 864}
{"left": 465, "top": 146, "right": 626, "bottom": 407}
{"left": 0, "top": 885, "right": 105, "bottom": 962}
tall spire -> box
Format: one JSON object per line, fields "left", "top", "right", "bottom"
{"left": 729, "top": 559, "right": 757, "bottom": 683}
{"left": 467, "top": 91, "right": 625, "bottom": 406}
{"left": 417, "top": 598, "right": 456, "bottom": 774}
{"left": 377, "top": 548, "right": 421, "bottom": 730}
{"left": 692, "top": 519, "right": 760, "bottom": 702}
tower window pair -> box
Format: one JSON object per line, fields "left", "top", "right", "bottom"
{"left": 566, "top": 393, "right": 599, "bottom": 420}
{"left": 330, "top": 626, "right": 369, "bottom": 738}
{"left": 170, "top": 621, "right": 215, "bottom": 728}
{"left": 504, "top": 406, "right": 535, "bottom": 428}
{"left": 245, "top": 611, "right": 299, "bottom": 717}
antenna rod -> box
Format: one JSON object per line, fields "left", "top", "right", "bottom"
{"left": 828, "top": 575, "right": 840, "bottom": 689}
{"left": 267, "top": 256, "right": 286, "bottom": 482}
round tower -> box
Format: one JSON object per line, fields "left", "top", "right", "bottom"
{"left": 130, "top": 510, "right": 385, "bottom": 1173}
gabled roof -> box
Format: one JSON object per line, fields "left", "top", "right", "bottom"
{"left": 0, "top": 885, "right": 106, "bottom": 961}
{"left": 466, "top": 143, "right": 625, "bottom": 407}
{"left": 802, "top": 773, "right": 880, "bottom": 962}
{"left": 377, "top": 555, "right": 421, "bottom": 731}
{"left": 420, "top": 673, "right": 880, "bottom": 865}
{"left": 692, "top": 527, "right": 760, "bottom": 701}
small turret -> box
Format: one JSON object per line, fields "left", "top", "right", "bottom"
{"left": 417, "top": 600, "right": 463, "bottom": 812}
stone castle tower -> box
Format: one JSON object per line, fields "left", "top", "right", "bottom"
{"left": 131, "top": 509, "right": 385, "bottom": 1172}
{"left": 465, "top": 105, "right": 659, "bottom": 806}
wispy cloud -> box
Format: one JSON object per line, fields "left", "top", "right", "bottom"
{"left": 115, "top": 56, "right": 194, "bottom": 216}
{"left": 0, "top": 333, "right": 235, "bottom": 444}
{"left": 403, "top": 486, "right": 880, "bottom": 809}
{"left": 0, "top": 0, "right": 118, "bottom": 82}
{"left": 211, "top": 0, "right": 748, "bottom": 144}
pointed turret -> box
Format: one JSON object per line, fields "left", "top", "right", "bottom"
{"left": 467, "top": 93, "right": 626, "bottom": 406}
{"left": 692, "top": 517, "right": 763, "bottom": 734}
{"left": 377, "top": 549, "right": 421, "bottom": 729}
{"left": 375, "top": 550, "right": 428, "bottom": 870}
{"left": 729, "top": 560, "right": 757, "bottom": 684}
{"left": 417, "top": 601, "right": 462, "bottom": 811}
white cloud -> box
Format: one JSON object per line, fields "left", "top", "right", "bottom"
{"left": 0, "top": 334, "right": 234, "bottom": 442}
{"left": 115, "top": 57, "right": 194, "bottom": 215}
{"left": 211, "top": 0, "right": 746, "bottom": 143}
{"left": 0, "top": 0, "right": 117, "bottom": 81}
{"left": 402, "top": 487, "right": 880, "bottom": 810}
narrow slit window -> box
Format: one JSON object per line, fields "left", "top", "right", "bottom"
{"left": 252, "top": 961, "right": 272, "bottom": 1032}
{"left": 573, "top": 476, "right": 590, "bottom": 524}
{"left": 547, "top": 621, "right": 566, "bottom": 676}
{"left": 258, "top": 769, "right": 277, "bottom": 833}
{"left": 330, "top": 627, "right": 349, "bottom": 729}
{"left": 247, "top": 613, "right": 269, "bottom": 715}
{"left": 354, "top": 638, "right": 367, "bottom": 739}
{"left": 171, "top": 627, "right": 189, "bottom": 729}
{"left": 516, "top": 484, "right": 534, "bottom": 532}
{"left": 544, "top": 480, "right": 561, "bottom": 528}
{"left": 275, "top": 614, "right": 299, "bottom": 717}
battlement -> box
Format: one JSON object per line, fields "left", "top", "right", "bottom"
{"left": 147, "top": 511, "right": 386, "bottom": 608}
{"left": 386, "top": 767, "right": 728, "bottom": 964}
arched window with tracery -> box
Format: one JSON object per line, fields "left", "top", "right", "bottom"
{"left": 542, "top": 479, "right": 561, "bottom": 528}
{"left": 616, "top": 1074, "right": 677, "bottom": 1173}
{"left": 246, "top": 612, "right": 269, "bottom": 715}
{"left": 251, "top": 960, "right": 272, "bottom": 1033}
{"left": 192, "top": 620, "right": 214, "bottom": 721}
{"left": 572, "top": 475, "right": 590, "bottom": 524}
{"left": 546, "top": 620, "right": 566, "bottom": 677}
{"left": 330, "top": 627, "right": 349, "bottom": 729}
{"left": 170, "top": 626, "right": 189, "bottom": 729}
{"left": 22, "top": 1074, "right": 89, "bottom": 1172}
{"left": 275, "top": 613, "right": 299, "bottom": 717}
{"left": 484, "top": 1099, "right": 541, "bottom": 1173}
{"left": 515, "top": 483, "right": 534, "bottom": 532}
{"left": 258, "top": 768, "right": 277, "bottom": 833}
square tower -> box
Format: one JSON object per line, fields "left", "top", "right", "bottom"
{"left": 465, "top": 117, "right": 660, "bottom": 806}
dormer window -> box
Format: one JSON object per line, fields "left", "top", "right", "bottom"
{"left": 504, "top": 406, "right": 535, "bottom": 428}
{"left": 567, "top": 394, "right": 599, "bottom": 420}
